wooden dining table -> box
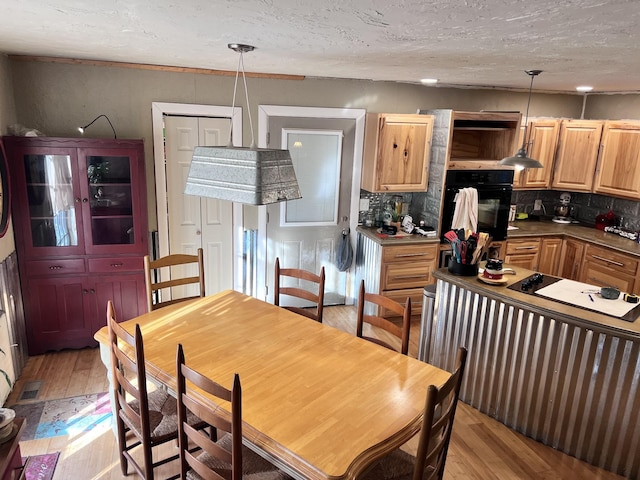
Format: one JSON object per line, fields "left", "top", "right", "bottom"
{"left": 94, "top": 290, "right": 451, "bottom": 480}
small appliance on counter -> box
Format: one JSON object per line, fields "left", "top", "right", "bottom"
{"left": 552, "top": 192, "right": 575, "bottom": 224}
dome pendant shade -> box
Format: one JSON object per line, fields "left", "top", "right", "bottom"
{"left": 499, "top": 69, "right": 543, "bottom": 169}
{"left": 499, "top": 147, "right": 544, "bottom": 169}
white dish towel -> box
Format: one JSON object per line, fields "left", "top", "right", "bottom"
{"left": 451, "top": 187, "right": 478, "bottom": 232}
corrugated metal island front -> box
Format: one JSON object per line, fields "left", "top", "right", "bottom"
{"left": 422, "top": 266, "right": 640, "bottom": 479}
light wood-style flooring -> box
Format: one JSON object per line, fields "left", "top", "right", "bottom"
{"left": 6, "top": 305, "right": 623, "bottom": 479}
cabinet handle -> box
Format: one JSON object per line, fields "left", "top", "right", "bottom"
{"left": 515, "top": 246, "right": 537, "bottom": 250}
{"left": 90, "top": 289, "right": 95, "bottom": 294}
{"left": 75, "top": 197, "right": 81, "bottom": 203}
{"left": 110, "top": 263, "right": 124, "bottom": 268}
{"left": 394, "top": 274, "right": 427, "bottom": 280}
{"left": 394, "top": 253, "right": 428, "bottom": 258}
{"left": 591, "top": 255, "right": 624, "bottom": 267}
{"left": 83, "top": 289, "right": 89, "bottom": 294}
{"left": 48, "top": 265, "right": 63, "bottom": 270}
{"left": 82, "top": 198, "right": 89, "bottom": 203}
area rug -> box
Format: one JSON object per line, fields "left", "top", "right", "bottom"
{"left": 8, "top": 392, "right": 111, "bottom": 440}
{"left": 21, "top": 452, "right": 59, "bottom": 480}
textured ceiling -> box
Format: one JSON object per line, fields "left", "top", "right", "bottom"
{"left": 2, "top": 0, "right": 640, "bottom": 93}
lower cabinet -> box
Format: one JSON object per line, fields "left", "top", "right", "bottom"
{"left": 559, "top": 238, "right": 585, "bottom": 280}
{"left": 580, "top": 244, "right": 639, "bottom": 294}
{"left": 538, "top": 237, "right": 563, "bottom": 275}
{"left": 25, "top": 273, "right": 146, "bottom": 355}
{"left": 505, "top": 239, "right": 540, "bottom": 270}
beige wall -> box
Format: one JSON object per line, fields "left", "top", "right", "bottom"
{"left": 0, "top": 55, "right": 16, "bottom": 261}
{"left": 8, "top": 58, "right": 634, "bottom": 231}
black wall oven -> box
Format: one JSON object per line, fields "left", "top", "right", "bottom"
{"left": 440, "top": 169, "right": 514, "bottom": 242}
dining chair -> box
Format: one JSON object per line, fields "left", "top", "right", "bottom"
{"left": 176, "top": 343, "right": 292, "bottom": 480}
{"left": 359, "top": 347, "right": 468, "bottom": 480}
{"left": 356, "top": 279, "right": 411, "bottom": 355}
{"left": 274, "top": 257, "right": 326, "bottom": 322}
{"left": 107, "top": 300, "right": 206, "bottom": 480}
{"left": 144, "top": 248, "right": 205, "bottom": 311}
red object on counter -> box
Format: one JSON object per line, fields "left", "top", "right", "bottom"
{"left": 596, "top": 210, "right": 617, "bottom": 230}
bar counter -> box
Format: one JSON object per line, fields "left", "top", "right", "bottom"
{"left": 422, "top": 266, "right": 640, "bottom": 479}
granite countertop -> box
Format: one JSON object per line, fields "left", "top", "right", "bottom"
{"left": 433, "top": 266, "right": 640, "bottom": 340}
{"left": 508, "top": 219, "right": 640, "bottom": 256}
{"left": 356, "top": 226, "right": 441, "bottom": 246}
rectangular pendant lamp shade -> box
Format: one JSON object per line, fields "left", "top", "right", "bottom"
{"left": 184, "top": 145, "right": 302, "bottom": 205}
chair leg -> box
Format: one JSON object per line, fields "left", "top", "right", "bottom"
{"left": 116, "top": 418, "right": 129, "bottom": 475}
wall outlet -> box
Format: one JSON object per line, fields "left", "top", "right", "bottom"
{"left": 534, "top": 199, "right": 543, "bottom": 211}
{"left": 359, "top": 198, "right": 370, "bottom": 211}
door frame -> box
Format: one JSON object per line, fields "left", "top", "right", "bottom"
{"left": 151, "top": 102, "right": 244, "bottom": 292}
{"left": 257, "top": 105, "right": 366, "bottom": 304}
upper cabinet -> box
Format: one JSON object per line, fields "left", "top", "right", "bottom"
{"left": 361, "top": 113, "right": 434, "bottom": 192}
{"left": 513, "top": 118, "right": 560, "bottom": 189}
{"left": 445, "top": 111, "right": 521, "bottom": 169}
{"left": 594, "top": 121, "right": 640, "bottom": 200}
{"left": 551, "top": 120, "right": 603, "bottom": 192}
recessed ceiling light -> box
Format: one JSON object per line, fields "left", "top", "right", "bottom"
{"left": 576, "top": 86, "right": 593, "bottom": 92}
{"left": 420, "top": 78, "right": 438, "bottom": 85}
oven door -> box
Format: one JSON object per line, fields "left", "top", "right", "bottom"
{"left": 441, "top": 185, "right": 512, "bottom": 241}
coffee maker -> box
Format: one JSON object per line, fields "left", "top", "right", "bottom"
{"left": 552, "top": 192, "right": 574, "bottom": 224}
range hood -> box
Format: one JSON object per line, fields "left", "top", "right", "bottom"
{"left": 184, "top": 145, "right": 302, "bottom": 205}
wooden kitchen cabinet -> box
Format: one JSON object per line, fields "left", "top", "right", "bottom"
{"left": 551, "top": 120, "right": 603, "bottom": 192}
{"left": 4, "top": 136, "right": 149, "bottom": 354}
{"left": 538, "top": 237, "right": 563, "bottom": 275}
{"left": 505, "top": 239, "right": 540, "bottom": 270}
{"left": 513, "top": 119, "right": 560, "bottom": 189}
{"left": 361, "top": 113, "right": 434, "bottom": 192}
{"left": 594, "top": 121, "right": 640, "bottom": 200}
{"left": 559, "top": 238, "right": 585, "bottom": 280}
{"left": 380, "top": 243, "right": 438, "bottom": 316}
{"left": 580, "top": 243, "right": 639, "bottom": 294}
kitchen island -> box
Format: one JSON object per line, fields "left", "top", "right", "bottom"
{"left": 422, "top": 266, "right": 640, "bottom": 479}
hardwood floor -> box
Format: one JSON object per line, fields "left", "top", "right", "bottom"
{"left": 6, "top": 305, "right": 623, "bottom": 479}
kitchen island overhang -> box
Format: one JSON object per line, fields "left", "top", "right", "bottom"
{"left": 422, "top": 266, "right": 640, "bottom": 479}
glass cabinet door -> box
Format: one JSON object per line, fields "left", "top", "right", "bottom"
{"left": 20, "top": 149, "right": 85, "bottom": 256}
{"left": 86, "top": 154, "right": 134, "bottom": 246}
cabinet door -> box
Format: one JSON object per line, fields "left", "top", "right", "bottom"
{"left": 559, "top": 238, "right": 585, "bottom": 280}
{"left": 78, "top": 144, "right": 148, "bottom": 254}
{"left": 362, "top": 114, "right": 433, "bottom": 192}
{"left": 594, "top": 121, "right": 640, "bottom": 199}
{"left": 8, "top": 145, "right": 86, "bottom": 257}
{"left": 518, "top": 119, "right": 560, "bottom": 189}
{"left": 505, "top": 239, "right": 540, "bottom": 270}
{"left": 25, "top": 276, "right": 94, "bottom": 355}
{"left": 92, "top": 274, "right": 147, "bottom": 331}
{"left": 551, "top": 120, "right": 603, "bottom": 192}
{"left": 580, "top": 262, "right": 635, "bottom": 294}
{"left": 538, "top": 237, "right": 563, "bottom": 276}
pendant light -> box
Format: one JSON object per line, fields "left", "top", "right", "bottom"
{"left": 499, "top": 69, "right": 544, "bottom": 169}
{"left": 184, "top": 44, "right": 302, "bottom": 205}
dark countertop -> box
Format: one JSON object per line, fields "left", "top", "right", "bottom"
{"left": 507, "top": 219, "right": 640, "bottom": 256}
{"left": 358, "top": 220, "right": 640, "bottom": 257}
{"left": 356, "top": 226, "right": 441, "bottom": 246}
{"left": 433, "top": 266, "right": 640, "bottom": 341}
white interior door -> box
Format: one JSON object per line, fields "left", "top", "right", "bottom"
{"left": 258, "top": 107, "right": 366, "bottom": 306}
{"left": 163, "top": 116, "right": 232, "bottom": 296}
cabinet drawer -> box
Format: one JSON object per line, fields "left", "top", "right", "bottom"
{"left": 382, "top": 288, "right": 424, "bottom": 317}
{"left": 382, "top": 244, "right": 438, "bottom": 263}
{"left": 505, "top": 239, "right": 540, "bottom": 255}
{"left": 581, "top": 264, "right": 635, "bottom": 294}
{"left": 88, "top": 257, "right": 143, "bottom": 273}
{"left": 584, "top": 244, "right": 639, "bottom": 275}
{"left": 382, "top": 261, "right": 432, "bottom": 290}
{"left": 25, "top": 259, "right": 86, "bottom": 276}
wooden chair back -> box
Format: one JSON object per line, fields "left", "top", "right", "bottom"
{"left": 413, "top": 346, "right": 467, "bottom": 480}
{"left": 274, "top": 257, "right": 326, "bottom": 322}
{"left": 107, "top": 300, "right": 180, "bottom": 479}
{"left": 356, "top": 279, "right": 411, "bottom": 355}
{"left": 176, "top": 343, "right": 242, "bottom": 480}
{"left": 144, "top": 248, "right": 205, "bottom": 311}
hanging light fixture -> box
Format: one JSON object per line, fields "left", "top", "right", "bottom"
{"left": 499, "top": 69, "right": 544, "bottom": 169}
{"left": 184, "top": 43, "right": 302, "bottom": 205}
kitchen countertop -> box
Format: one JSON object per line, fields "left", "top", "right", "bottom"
{"left": 358, "top": 220, "right": 640, "bottom": 257}
{"left": 433, "top": 265, "right": 640, "bottom": 340}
